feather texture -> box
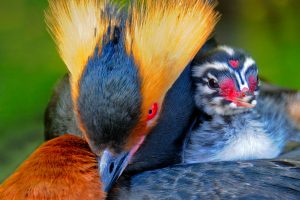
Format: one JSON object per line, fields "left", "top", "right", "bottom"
{"left": 0, "top": 135, "right": 104, "bottom": 200}
{"left": 110, "top": 159, "right": 300, "bottom": 200}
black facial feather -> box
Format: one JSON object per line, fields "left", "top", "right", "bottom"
{"left": 125, "top": 65, "right": 196, "bottom": 174}
{"left": 78, "top": 28, "right": 141, "bottom": 154}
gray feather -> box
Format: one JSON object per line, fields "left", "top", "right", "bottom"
{"left": 44, "top": 74, "right": 82, "bottom": 140}
{"left": 109, "top": 159, "right": 300, "bottom": 200}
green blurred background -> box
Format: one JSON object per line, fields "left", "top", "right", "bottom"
{"left": 0, "top": 0, "right": 300, "bottom": 182}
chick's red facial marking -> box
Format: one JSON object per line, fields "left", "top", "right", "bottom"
{"left": 248, "top": 75, "right": 258, "bottom": 93}
{"left": 229, "top": 60, "right": 239, "bottom": 68}
{"left": 219, "top": 78, "right": 254, "bottom": 108}
{"left": 219, "top": 78, "right": 240, "bottom": 101}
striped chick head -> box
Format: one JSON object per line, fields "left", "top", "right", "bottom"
{"left": 193, "top": 46, "right": 259, "bottom": 115}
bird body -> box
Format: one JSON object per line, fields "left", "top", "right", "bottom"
{"left": 109, "top": 159, "right": 300, "bottom": 200}
{"left": 184, "top": 97, "right": 290, "bottom": 163}
{"left": 183, "top": 46, "right": 297, "bottom": 163}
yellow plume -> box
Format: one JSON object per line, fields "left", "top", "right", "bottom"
{"left": 45, "top": 0, "right": 108, "bottom": 85}
{"left": 125, "top": 0, "right": 220, "bottom": 126}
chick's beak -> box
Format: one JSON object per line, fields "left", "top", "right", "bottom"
{"left": 98, "top": 136, "right": 145, "bottom": 192}
{"left": 234, "top": 98, "right": 256, "bottom": 108}
{"left": 233, "top": 87, "right": 256, "bottom": 108}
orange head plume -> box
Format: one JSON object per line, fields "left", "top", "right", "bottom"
{"left": 45, "top": 0, "right": 111, "bottom": 101}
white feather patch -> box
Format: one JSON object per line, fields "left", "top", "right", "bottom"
{"left": 218, "top": 45, "right": 235, "bottom": 56}
{"left": 193, "top": 62, "right": 231, "bottom": 77}
{"left": 215, "top": 126, "right": 280, "bottom": 161}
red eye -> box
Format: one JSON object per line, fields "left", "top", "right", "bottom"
{"left": 147, "top": 103, "right": 158, "bottom": 121}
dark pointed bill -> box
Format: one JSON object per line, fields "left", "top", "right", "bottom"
{"left": 98, "top": 136, "right": 145, "bottom": 192}
{"left": 98, "top": 149, "right": 131, "bottom": 192}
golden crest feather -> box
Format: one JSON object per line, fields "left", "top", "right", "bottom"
{"left": 125, "top": 0, "right": 220, "bottom": 128}
{"left": 45, "top": 0, "right": 108, "bottom": 85}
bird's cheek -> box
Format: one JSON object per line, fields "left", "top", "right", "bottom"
{"left": 219, "top": 79, "right": 239, "bottom": 102}
{"left": 125, "top": 101, "right": 162, "bottom": 153}
{"left": 220, "top": 88, "right": 240, "bottom": 102}
{"left": 124, "top": 121, "right": 148, "bottom": 152}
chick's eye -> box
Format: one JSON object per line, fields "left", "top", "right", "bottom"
{"left": 208, "top": 79, "right": 219, "bottom": 89}
{"left": 147, "top": 103, "right": 158, "bottom": 121}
